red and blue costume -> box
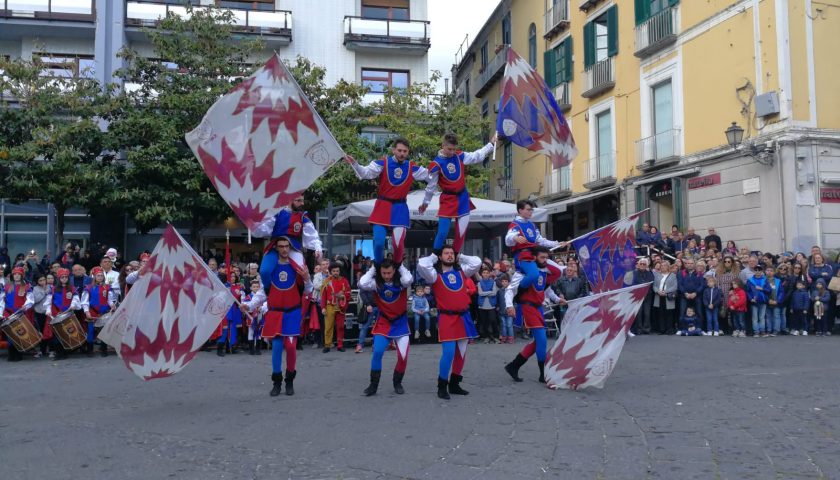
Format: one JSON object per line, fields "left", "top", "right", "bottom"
{"left": 215, "top": 283, "right": 244, "bottom": 350}
{"left": 254, "top": 207, "right": 322, "bottom": 289}
{"left": 81, "top": 276, "right": 115, "bottom": 357}
{"left": 505, "top": 216, "right": 562, "bottom": 289}
{"left": 2, "top": 274, "right": 35, "bottom": 359}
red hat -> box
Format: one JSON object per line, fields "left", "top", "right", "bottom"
{"left": 11, "top": 266, "right": 24, "bottom": 276}
{"left": 139, "top": 253, "right": 151, "bottom": 261}
{"left": 58, "top": 268, "right": 70, "bottom": 277}
{"left": 91, "top": 267, "right": 104, "bottom": 276}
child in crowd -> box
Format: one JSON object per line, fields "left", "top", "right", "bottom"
{"left": 244, "top": 279, "right": 264, "bottom": 355}
{"left": 411, "top": 285, "right": 432, "bottom": 340}
{"left": 497, "top": 274, "right": 514, "bottom": 343}
{"left": 727, "top": 279, "right": 748, "bottom": 337}
{"left": 764, "top": 266, "right": 784, "bottom": 336}
{"left": 677, "top": 306, "right": 704, "bottom": 336}
{"left": 812, "top": 279, "right": 830, "bottom": 336}
{"left": 476, "top": 266, "right": 500, "bottom": 344}
{"left": 702, "top": 274, "right": 722, "bottom": 336}
{"left": 747, "top": 267, "right": 769, "bottom": 337}
{"left": 790, "top": 279, "right": 810, "bottom": 336}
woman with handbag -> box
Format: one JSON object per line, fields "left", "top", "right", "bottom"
{"left": 652, "top": 261, "right": 678, "bottom": 334}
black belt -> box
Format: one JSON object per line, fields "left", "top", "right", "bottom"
{"left": 438, "top": 308, "right": 468, "bottom": 315}
{"left": 441, "top": 188, "right": 464, "bottom": 196}
{"left": 519, "top": 301, "right": 543, "bottom": 309}
{"left": 270, "top": 306, "right": 299, "bottom": 313}
{"left": 377, "top": 196, "right": 406, "bottom": 204}
{"left": 379, "top": 311, "right": 406, "bottom": 322}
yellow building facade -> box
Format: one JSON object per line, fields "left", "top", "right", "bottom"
{"left": 452, "top": 0, "right": 840, "bottom": 252}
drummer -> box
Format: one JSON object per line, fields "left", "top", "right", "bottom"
{"left": 47, "top": 268, "right": 82, "bottom": 360}
{"left": 2, "top": 266, "right": 35, "bottom": 362}
{"left": 80, "top": 267, "right": 117, "bottom": 358}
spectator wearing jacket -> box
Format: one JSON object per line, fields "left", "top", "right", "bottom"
{"left": 808, "top": 253, "right": 833, "bottom": 288}
{"left": 652, "top": 261, "right": 679, "bottom": 334}
{"left": 554, "top": 262, "right": 588, "bottom": 322}
{"left": 763, "top": 266, "right": 784, "bottom": 336}
{"left": 684, "top": 227, "right": 701, "bottom": 247}
{"left": 635, "top": 222, "right": 651, "bottom": 247}
{"left": 727, "top": 279, "right": 748, "bottom": 337}
{"left": 668, "top": 232, "right": 688, "bottom": 256}
{"left": 702, "top": 274, "right": 723, "bottom": 335}
{"left": 747, "top": 268, "right": 770, "bottom": 337}
{"left": 778, "top": 263, "right": 795, "bottom": 334}
{"left": 476, "top": 267, "right": 500, "bottom": 343}
{"left": 790, "top": 279, "right": 811, "bottom": 335}
{"left": 812, "top": 278, "right": 830, "bottom": 336}
{"left": 679, "top": 260, "right": 705, "bottom": 316}
{"left": 624, "top": 258, "right": 654, "bottom": 335}
{"left": 704, "top": 228, "right": 722, "bottom": 252}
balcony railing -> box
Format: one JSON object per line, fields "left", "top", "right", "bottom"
{"left": 0, "top": 0, "right": 94, "bottom": 21}
{"left": 476, "top": 45, "right": 508, "bottom": 96}
{"left": 544, "top": 1, "right": 569, "bottom": 38}
{"left": 636, "top": 129, "right": 682, "bottom": 169}
{"left": 343, "top": 16, "right": 430, "bottom": 53}
{"left": 498, "top": 179, "right": 519, "bottom": 203}
{"left": 579, "top": 0, "right": 600, "bottom": 11}
{"left": 635, "top": 7, "right": 678, "bottom": 58}
{"left": 126, "top": 1, "right": 292, "bottom": 41}
{"left": 553, "top": 82, "right": 571, "bottom": 111}
{"left": 584, "top": 152, "right": 616, "bottom": 189}
{"left": 582, "top": 57, "right": 614, "bottom": 98}
{"left": 546, "top": 167, "right": 571, "bottom": 196}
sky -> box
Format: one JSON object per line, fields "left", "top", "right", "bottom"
{"left": 427, "top": 0, "right": 500, "bottom": 93}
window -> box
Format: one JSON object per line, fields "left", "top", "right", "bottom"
{"left": 503, "top": 141, "right": 513, "bottom": 181}
{"left": 528, "top": 23, "right": 537, "bottom": 68}
{"left": 544, "top": 37, "right": 573, "bottom": 88}
{"left": 502, "top": 12, "right": 512, "bottom": 46}
{"left": 217, "top": 0, "right": 276, "bottom": 12}
{"left": 583, "top": 5, "right": 618, "bottom": 68}
{"left": 464, "top": 78, "right": 471, "bottom": 105}
{"left": 361, "top": 0, "right": 409, "bottom": 20}
{"left": 480, "top": 42, "right": 488, "bottom": 70}
{"left": 37, "top": 54, "right": 95, "bottom": 79}
{"left": 360, "top": 129, "right": 397, "bottom": 147}
{"left": 595, "top": 110, "right": 614, "bottom": 178}
{"left": 635, "top": 0, "right": 678, "bottom": 25}
{"left": 652, "top": 79, "right": 674, "bottom": 157}
{"left": 361, "top": 69, "right": 409, "bottom": 94}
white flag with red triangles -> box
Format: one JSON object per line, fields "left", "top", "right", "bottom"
{"left": 545, "top": 283, "right": 650, "bottom": 390}
{"left": 185, "top": 54, "right": 343, "bottom": 234}
{"left": 99, "top": 225, "right": 234, "bottom": 380}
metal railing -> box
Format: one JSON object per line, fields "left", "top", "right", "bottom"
{"left": 583, "top": 57, "right": 614, "bottom": 98}
{"left": 343, "top": 16, "right": 430, "bottom": 46}
{"left": 0, "top": 0, "right": 94, "bottom": 20}
{"left": 585, "top": 152, "right": 615, "bottom": 184}
{"left": 126, "top": 1, "right": 292, "bottom": 35}
{"left": 635, "top": 7, "right": 678, "bottom": 56}
{"left": 554, "top": 81, "right": 571, "bottom": 107}
{"left": 544, "top": 0, "right": 569, "bottom": 36}
{"left": 476, "top": 44, "right": 508, "bottom": 95}
{"left": 635, "top": 129, "right": 682, "bottom": 167}
{"left": 498, "top": 179, "right": 519, "bottom": 202}
{"left": 546, "top": 167, "right": 571, "bottom": 195}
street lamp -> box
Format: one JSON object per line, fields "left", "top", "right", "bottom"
{"left": 725, "top": 121, "right": 744, "bottom": 148}
{"left": 496, "top": 175, "right": 506, "bottom": 189}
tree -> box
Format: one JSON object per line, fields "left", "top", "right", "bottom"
{"left": 106, "top": 6, "right": 264, "bottom": 240}
{"left": 0, "top": 55, "right": 116, "bottom": 252}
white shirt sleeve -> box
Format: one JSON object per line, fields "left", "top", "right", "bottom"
{"left": 252, "top": 216, "right": 276, "bottom": 238}
{"left": 39, "top": 289, "right": 53, "bottom": 314}
{"left": 358, "top": 266, "right": 377, "bottom": 291}
{"left": 505, "top": 224, "right": 522, "bottom": 247}
{"left": 505, "top": 272, "right": 523, "bottom": 309}
{"left": 422, "top": 169, "right": 438, "bottom": 206}
{"left": 462, "top": 142, "right": 495, "bottom": 165}
{"left": 417, "top": 254, "right": 439, "bottom": 284}
{"left": 412, "top": 164, "right": 429, "bottom": 182}
{"left": 459, "top": 254, "right": 483, "bottom": 278}
{"left": 243, "top": 290, "right": 266, "bottom": 312}
{"left": 21, "top": 291, "right": 34, "bottom": 311}
{"left": 545, "top": 286, "right": 561, "bottom": 304}
{"left": 108, "top": 290, "right": 119, "bottom": 309}
{"left": 535, "top": 231, "right": 561, "bottom": 249}
{"left": 350, "top": 160, "right": 383, "bottom": 180}
{"left": 70, "top": 294, "right": 82, "bottom": 312}
{"left": 126, "top": 270, "right": 140, "bottom": 285}
{"left": 302, "top": 219, "right": 323, "bottom": 254}
{"left": 399, "top": 265, "right": 413, "bottom": 288}
{"left": 302, "top": 278, "right": 313, "bottom": 295}
{"left": 80, "top": 291, "right": 90, "bottom": 314}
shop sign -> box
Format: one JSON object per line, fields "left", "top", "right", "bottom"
{"left": 648, "top": 180, "right": 672, "bottom": 200}
{"left": 688, "top": 173, "right": 721, "bottom": 190}
{"left": 820, "top": 187, "right": 840, "bottom": 203}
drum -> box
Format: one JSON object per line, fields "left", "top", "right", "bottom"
{"left": 94, "top": 311, "right": 113, "bottom": 328}
{"left": 1, "top": 311, "right": 42, "bottom": 352}
{"left": 50, "top": 310, "right": 87, "bottom": 350}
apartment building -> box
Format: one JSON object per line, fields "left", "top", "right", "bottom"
{"left": 452, "top": 0, "right": 840, "bottom": 252}
{"left": 0, "top": 0, "right": 431, "bottom": 257}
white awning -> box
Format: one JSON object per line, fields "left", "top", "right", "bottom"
{"left": 541, "top": 187, "right": 619, "bottom": 215}
{"left": 631, "top": 167, "right": 700, "bottom": 186}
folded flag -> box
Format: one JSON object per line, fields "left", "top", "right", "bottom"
{"left": 496, "top": 47, "right": 577, "bottom": 169}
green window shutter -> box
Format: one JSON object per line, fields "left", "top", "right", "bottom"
{"left": 583, "top": 21, "right": 594, "bottom": 68}
{"left": 564, "top": 38, "right": 573, "bottom": 82}
{"left": 607, "top": 5, "right": 619, "bottom": 57}
{"left": 635, "top": 0, "right": 650, "bottom": 26}
{"left": 544, "top": 49, "right": 557, "bottom": 88}
{"left": 668, "top": 0, "right": 680, "bottom": 6}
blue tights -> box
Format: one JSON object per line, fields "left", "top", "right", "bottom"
{"left": 370, "top": 335, "right": 389, "bottom": 371}
{"left": 517, "top": 260, "right": 540, "bottom": 289}
{"left": 271, "top": 337, "right": 284, "bottom": 373}
{"left": 433, "top": 218, "right": 452, "bottom": 250}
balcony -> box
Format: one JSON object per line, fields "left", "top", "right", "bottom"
{"left": 553, "top": 82, "right": 571, "bottom": 112}
{"left": 125, "top": 1, "right": 292, "bottom": 45}
{"left": 343, "top": 16, "right": 430, "bottom": 55}
{"left": 544, "top": 1, "right": 569, "bottom": 38}
{"left": 579, "top": 0, "right": 602, "bottom": 11}
{"left": 497, "top": 179, "right": 519, "bottom": 203}
{"left": 475, "top": 45, "right": 508, "bottom": 97}
{"left": 545, "top": 167, "right": 571, "bottom": 199}
{"left": 635, "top": 7, "right": 678, "bottom": 58}
{"left": 582, "top": 57, "right": 614, "bottom": 99}
{"left": 583, "top": 152, "right": 616, "bottom": 190}
{"left": 0, "top": 0, "right": 95, "bottom": 39}
{"left": 636, "top": 129, "right": 682, "bottom": 171}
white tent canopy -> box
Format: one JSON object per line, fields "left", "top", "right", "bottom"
{"left": 332, "top": 190, "right": 548, "bottom": 231}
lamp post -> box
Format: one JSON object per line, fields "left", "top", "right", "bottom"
{"left": 725, "top": 121, "right": 744, "bottom": 148}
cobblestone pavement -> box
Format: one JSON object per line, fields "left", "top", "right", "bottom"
{"left": 1, "top": 335, "right": 838, "bottom": 479}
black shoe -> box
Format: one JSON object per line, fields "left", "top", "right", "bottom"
{"left": 249, "top": 342, "right": 255, "bottom": 355}
{"left": 437, "top": 377, "right": 450, "bottom": 400}
{"left": 364, "top": 370, "right": 381, "bottom": 396}
{"left": 537, "top": 360, "right": 546, "bottom": 384}
{"left": 230, "top": 344, "right": 238, "bottom": 354}
{"left": 255, "top": 341, "right": 262, "bottom": 355}
{"left": 284, "top": 370, "right": 296, "bottom": 396}
{"left": 392, "top": 371, "right": 405, "bottom": 395}
{"left": 448, "top": 373, "right": 469, "bottom": 395}
{"left": 270, "top": 373, "right": 283, "bottom": 397}
{"left": 7, "top": 346, "right": 23, "bottom": 362}
{"left": 337, "top": 347, "right": 345, "bottom": 352}
{"left": 86, "top": 343, "right": 94, "bottom": 357}
{"left": 322, "top": 347, "right": 330, "bottom": 353}
{"left": 296, "top": 341, "right": 303, "bottom": 351}
{"left": 216, "top": 344, "right": 225, "bottom": 357}
{"left": 505, "top": 353, "right": 528, "bottom": 382}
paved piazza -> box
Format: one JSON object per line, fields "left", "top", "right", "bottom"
{"left": 2, "top": 336, "right": 837, "bottom": 479}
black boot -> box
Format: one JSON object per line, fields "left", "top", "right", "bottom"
{"left": 448, "top": 373, "right": 469, "bottom": 395}
{"left": 99, "top": 342, "right": 108, "bottom": 357}
{"left": 437, "top": 377, "right": 450, "bottom": 400}
{"left": 504, "top": 353, "right": 528, "bottom": 382}
{"left": 7, "top": 345, "right": 22, "bottom": 362}
{"left": 255, "top": 340, "right": 262, "bottom": 355}
{"left": 86, "top": 342, "right": 94, "bottom": 358}
{"left": 270, "top": 373, "right": 283, "bottom": 396}
{"left": 249, "top": 342, "right": 255, "bottom": 355}
{"left": 284, "top": 370, "right": 296, "bottom": 396}
{"left": 537, "top": 360, "right": 546, "bottom": 384}
{"left": 392, "top": 371, "right": 405, "bottom": 395}
{"left": 364, "top": 370, "right": 381, "bottom": 396}
{"left": 216, "top": 343, "right": 225, "bottom": 357}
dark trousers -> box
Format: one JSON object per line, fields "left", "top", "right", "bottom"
{"left": 655, "top": 302, "right": 677, "bottom": 334}
{"left": 632, "top": 296, "right": 653, "bottom": 334}
{"left": 477, "top": 309, "right": 499, "bottom": 339}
